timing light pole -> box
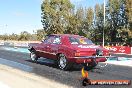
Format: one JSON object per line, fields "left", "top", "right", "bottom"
{"left": 103, "top": 0, "right": 105, "bottom": 47}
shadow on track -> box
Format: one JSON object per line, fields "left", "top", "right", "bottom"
{"left": 26, "top": 58, "right": 83, "bottom": 71}
{"left": 25, "top": 58, "right": 106, "bottom": 73}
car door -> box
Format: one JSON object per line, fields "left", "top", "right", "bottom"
{"left": 35, "top": 42, "right": 46, "bottom": 58}
{"left": 49, "top": 35, "right": 61, "bottom": 59}
{"left": 39, "top": 36, "right": 53, "bottom": 59}
{"left": 41, "top": 35, "right": 61, "bottom": 59}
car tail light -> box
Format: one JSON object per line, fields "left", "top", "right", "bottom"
{"left": 75, "top": 52, "right": 81, "bottom": 56}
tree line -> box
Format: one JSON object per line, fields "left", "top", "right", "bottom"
{"left": 41, "top": 0, "right": 132, "bottom": 45}
{"left": 0, "top": 0, "right": 131, "bottom": 45}
{"left": 0, "top": 29, "right": 45, "bottom": 41}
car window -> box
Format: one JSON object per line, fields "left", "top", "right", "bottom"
{"left": 69, "top": 37, "right": 93, "bottom": 45}
{"left": 52, "top": 36, "right": 61, "bottom": 44}
{"left": 69, "top": 37, "right": 80, "bottom": 44}
{"left": 43, "top": 36, "right": 53, "bottom": 44}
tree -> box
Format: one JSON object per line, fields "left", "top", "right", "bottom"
{"left": 105, "top": 0, "right": 122, "bottom": 42}
{"left": 93, "top": 4, "right": 104, "bottom": 42}
{"left": 125, "top": 0, "right": 132, "bottom": 30}
{"left": 36, "top": 29, "right": 46, "bottom": 40}
{"left": 10, "top": 33, "right": 18, "bottom": 40}
{"left": 18, "top": 31, "right": 31, "bottom": 41}
{"left": 41, "top": 0, "right": 74, "bottom": 35}
{"left": 66, "top": 7, "right": 84, "bottom": 34}
{"left": 85, "top": 7, "right": 94, "bottom": 38}
{"left": 105, "top": 0, "right": 132, "bottom": 43}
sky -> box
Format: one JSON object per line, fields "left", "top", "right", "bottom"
{"left": 0, "top": 0, "right": 103, "bottom": 35}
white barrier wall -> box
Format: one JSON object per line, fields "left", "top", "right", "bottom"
{"left": 0, "top": 41, "right": 40, "bottom": 47}
{"left": 14, "top": 43, "right": 29, "bottom": 47}
{"left": 0, "top": 41, "right": 4, "bottom": 45}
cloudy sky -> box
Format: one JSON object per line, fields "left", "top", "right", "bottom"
{"left": 0, "top": 0, "right": 103, "bottom": 34}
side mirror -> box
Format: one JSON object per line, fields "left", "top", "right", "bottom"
{"left": 41, "top": 39, "right": 45, "bottom": 43}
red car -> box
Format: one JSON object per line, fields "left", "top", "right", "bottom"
{"left": 28, "top": 34, "right": 110, "bottom": 70}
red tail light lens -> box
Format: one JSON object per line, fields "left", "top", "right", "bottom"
{"left": 75, "top": 52, "right": 81, "bottom": 56}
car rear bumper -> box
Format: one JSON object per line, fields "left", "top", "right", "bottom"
{"left": 69, "top": 56, "right": 113, "bottom": 64}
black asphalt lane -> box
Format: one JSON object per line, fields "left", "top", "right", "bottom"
{"left": 0, "top": 47, "right": 132, "bottom": 88}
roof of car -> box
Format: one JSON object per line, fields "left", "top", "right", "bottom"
{"left": 50, "top": 34, "right": 81, "bottom": 37}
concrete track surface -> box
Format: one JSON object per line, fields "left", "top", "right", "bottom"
{"left": 0, "top": 64, "right": 72, "bottom": 88}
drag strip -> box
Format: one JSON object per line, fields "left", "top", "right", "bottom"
{"left": 0, "top": 58, "right": 33, "bottom": 72}
{"left": 0, "top": 47, "right": 132, "bottom": 88}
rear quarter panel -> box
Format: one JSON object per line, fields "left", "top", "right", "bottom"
{"left": 57, "top": 36, "right": 75, "bottom": 61}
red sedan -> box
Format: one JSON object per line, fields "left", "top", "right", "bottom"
{"left": 28, "top": 34, "right": 110, "bottom": 70}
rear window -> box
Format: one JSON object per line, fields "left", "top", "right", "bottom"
{"left": 69, "top": 37, "right": 93, "bottom": 45}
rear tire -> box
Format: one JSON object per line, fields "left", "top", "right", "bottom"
{"left": 30, "top": 51, "right": 38, "bottom": 62}
{"left": 57, "top": 54, "right": 72, "bottom": 70}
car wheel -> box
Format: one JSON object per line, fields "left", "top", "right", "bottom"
{"left": 58, "top": 54, "right": 71, "bottom": 70}
{"left": 30, "top": 51, "right": 38, "bottom": 62}
{"left": 84, "top": 59, "right": 98, "bottom": 71}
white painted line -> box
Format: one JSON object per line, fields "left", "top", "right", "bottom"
{"left": 0, "top": 82, "right": 10, "bottom": 88}
{"left": 106, "top": 60, "right": 132, "bottom": 67}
